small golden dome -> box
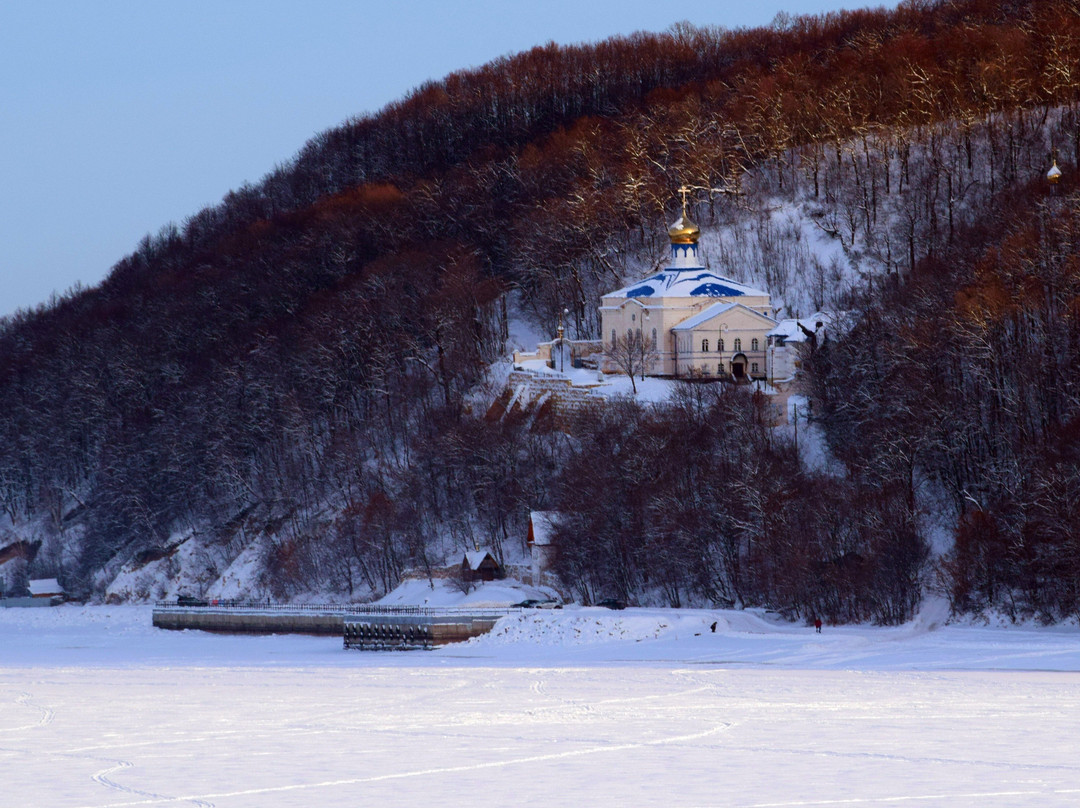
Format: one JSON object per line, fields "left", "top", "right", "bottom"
{"left": 669, "top": 185, "right": 700, "bottom": 244}
{"left": 1048, "top": 159, "right": 1062, "bottom": 184}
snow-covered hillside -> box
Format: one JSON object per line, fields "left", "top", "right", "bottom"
{"left": 2, "top": 95, "right": 1071, "bottom": 611}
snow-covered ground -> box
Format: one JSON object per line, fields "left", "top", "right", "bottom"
{"left": 515, "top": 355, "right": 779, "bottom": 405}
{"left": 3, "top": 605, "right": 1080, "bottom": 807}
{"left": 375, "top": 577, "right": 554, "bottom": 608}
{"left": 516, "top": 354, "right": 683, "bottom": 402}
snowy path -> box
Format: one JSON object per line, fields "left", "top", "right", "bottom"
{"left": 1, "top": 606, "right": 1079, "bottom": 807}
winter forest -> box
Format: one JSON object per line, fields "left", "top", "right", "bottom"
{"left": 2, "top": 0, "right": 1080, "bottom": 623}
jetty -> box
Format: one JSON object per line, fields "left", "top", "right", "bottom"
{"left": 152, "top": 601, "right": 512, "bottom": 648}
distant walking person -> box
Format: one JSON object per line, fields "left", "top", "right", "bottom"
{"left": 814, "top": 618, "right": 822, "bottom": 633}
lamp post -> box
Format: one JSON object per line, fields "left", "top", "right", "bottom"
{"left": 557, "top": 308, "right": 568, "bottom": 373}
{"left": 641, "top": 309, "right": 651, "bottom": 381}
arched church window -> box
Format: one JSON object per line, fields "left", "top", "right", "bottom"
{"left": 734, "top": 338, "right": 742, "bottom": 351}
{"left": 701, "top": 339, "right": 709, "bottom": 353}
{"left": 611, "top": 330, "right": 617, "bottom": 349}
{"left": 652, "top": 328, "right": 657, "bottom": 348}
{"left": 719, "top": 338, "right": 725, "bottom": 352}
{"left": 751, "top": 338, "right": 759, "bottom": 351}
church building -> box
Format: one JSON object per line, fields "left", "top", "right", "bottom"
{"left": 599, "top": 196, "right": 778, "bottom": 381}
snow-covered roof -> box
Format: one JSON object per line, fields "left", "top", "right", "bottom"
{"left": 671, "top": 302, "right": 777, "bottom": 332}
{"left": 605, "top": 269, "right": 768, "bottom": 300}
{"left": 529, "top": 511, "right": 560, "bottom": 546}
{"left": 767, "top": 319, "right": 811, "bottom": 342}
{"left": 463, "top": 550, "right": 496, "bottom": 569}
{"left": 29, "top": 578, "right": 63, "bottom": 596}
{"left": 670, "top": 302, "right": 737, "bottom": 331}
{"left": 767, "top": 312, "right": 831, "bottom": 342}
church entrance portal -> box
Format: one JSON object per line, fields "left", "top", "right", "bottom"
{"left": 731, "top": 353, "right": 748, "bottom": 381}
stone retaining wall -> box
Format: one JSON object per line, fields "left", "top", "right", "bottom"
{"left": 494, "top": 370, "right": 606, "bottom": 430}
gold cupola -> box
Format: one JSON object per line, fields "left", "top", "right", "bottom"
{"left": 1048, "top": 158, "right": 1062, "bottom": 185}
{"left": 668, "top": 185, "right": 700, "bottom": 244}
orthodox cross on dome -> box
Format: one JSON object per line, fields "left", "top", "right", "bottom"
{"left": 678, "top": 184, "right": 692, "bottom": 216}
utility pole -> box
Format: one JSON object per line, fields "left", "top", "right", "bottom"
{"left": 557, "top": 308, "right": 568, "bottom": 373}
{"left": 793, "top": 401, "right": 799, "bottom": 455}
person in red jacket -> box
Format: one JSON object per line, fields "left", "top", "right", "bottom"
{"left": 814, "top": 618, "right": 822, "bottom": 633}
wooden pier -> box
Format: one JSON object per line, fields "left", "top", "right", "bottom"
{"left": 152, "top": 602, "right": 511, "bottom": 648}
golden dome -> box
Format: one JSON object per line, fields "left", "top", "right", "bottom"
{"left": 668, "top": 213, "right": 700, "bottom": 244}
{"left": 669, "top": 186, "right": 700, "bottom": 244}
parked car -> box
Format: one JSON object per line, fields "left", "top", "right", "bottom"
{"left": 512, "top": 598, "right": 562, "bottom": 609}
{"left": 595, "top": 598, "right": 627, "bottom": 610}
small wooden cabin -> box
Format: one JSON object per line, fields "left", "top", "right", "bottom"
{"left": 462, "top": 550, "right": 504, "bottom": 583}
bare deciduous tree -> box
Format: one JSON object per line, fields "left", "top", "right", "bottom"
{"left": 604, "top": 329, "right": 659, "bottom": 394}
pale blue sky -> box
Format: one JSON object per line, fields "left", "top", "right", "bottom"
{"left": 0, "top": 1, "right": 896, "bottom": 316}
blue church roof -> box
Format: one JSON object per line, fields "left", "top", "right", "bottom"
{"left": 690, "top": 282, "right": 749, "bottom": 297}
{"left": 604, "top": 269, "right": 768, "bottom": 300}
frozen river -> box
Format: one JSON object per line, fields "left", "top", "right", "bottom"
{"left": 3, "top": 605, "right": 1079, "bottom": 807}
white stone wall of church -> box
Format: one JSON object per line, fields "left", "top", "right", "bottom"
{"left": 599, "top": 292, "right": 774, "bottom": 379}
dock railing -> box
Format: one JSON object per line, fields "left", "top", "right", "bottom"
{"left": 153, "top": 600, "right": 518, "bottom": 618}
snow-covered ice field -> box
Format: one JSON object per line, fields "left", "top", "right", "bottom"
{"left": 3, "top": 605, "right": 1080, "bottom": 807}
